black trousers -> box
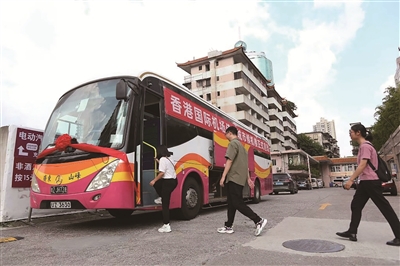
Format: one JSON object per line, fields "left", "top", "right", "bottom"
{"left": 348, "top": 180, "right": 400, "bottom": 238}
{"left": 154, "top": 178, "right": 178, "bottom": 225}
{"left": 225, "top": 181, "right": 261, "bottom": 227}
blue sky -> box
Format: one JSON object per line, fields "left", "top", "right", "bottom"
{"left": 1, "top": 0, "right": 399, "bottom": 157}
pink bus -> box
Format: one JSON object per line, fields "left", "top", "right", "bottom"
{"left": 30, "top": 72, "right": 273, "bottom": 219}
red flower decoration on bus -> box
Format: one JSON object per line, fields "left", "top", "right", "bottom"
{"left": 55, "top": 134, "right": 72, "bottom": 151}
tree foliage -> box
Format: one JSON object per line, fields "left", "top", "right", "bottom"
{"left": 296, "top": 134, "right": 325, "bottom": 156}
{"left": 371, "top": 86, "right": 400, "bottom": 150}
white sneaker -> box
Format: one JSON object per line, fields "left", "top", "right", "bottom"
{"left": 217, "top": 226, "right": 234, "bottom": 234}
{"left": 154, "top": 197, "right": 162, "bottom": 204}
{"left": 158, "top": 224, "right": 171, "bottom": 233}
{"left": 255, "top": 218, "right": 267, "bottom": 236}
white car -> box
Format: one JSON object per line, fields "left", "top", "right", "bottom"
{"left": 317, "top": 179, "right": 324, "bottom": 188}
{"left": 310, "top": 178, "right": 318, "bottom": 189}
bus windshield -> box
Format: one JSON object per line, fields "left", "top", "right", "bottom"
{"left": 41, "top": 79, "right": 130, "bottom": 152}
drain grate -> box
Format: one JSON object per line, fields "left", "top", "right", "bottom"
{"left": 282, "top": 239, "right": 345, "bottom": 253}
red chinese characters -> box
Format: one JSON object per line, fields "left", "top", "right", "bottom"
{"left": 164, "top": 87, "right": 270, "bottom": 154}
{"left": 12, "top": 128, "right": 43, "bottom": 188}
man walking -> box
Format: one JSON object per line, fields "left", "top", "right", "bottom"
{"left": 218, "top": 126, "right": 267, "bottom": 236}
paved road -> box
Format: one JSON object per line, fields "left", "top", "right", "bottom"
{"left": 1, "top": 187, "right": 399, "bottom": 265}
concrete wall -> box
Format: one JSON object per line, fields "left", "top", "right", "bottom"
{"left": 0, "top": 125, "right": 77, "bottom": 222}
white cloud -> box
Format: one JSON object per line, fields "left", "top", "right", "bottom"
{"left": 275, "top": 1, "right": 365, "bottom": 156}
{"left": 1, "top": 0, "right": 274, "bottom": 129}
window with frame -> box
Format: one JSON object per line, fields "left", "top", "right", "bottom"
{"left": 199, "top": 65, "right": 202, "bottom": 70}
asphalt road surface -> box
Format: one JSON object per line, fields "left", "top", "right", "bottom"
{"left": 1, "top": 187, "right": 399, "bottom": 265}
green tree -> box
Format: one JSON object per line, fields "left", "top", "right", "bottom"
{"left": 371, "top": 86, "right": 400, "bottom": 150}
{"left": 297, "top": 134, "right": 325, "bottom": 156}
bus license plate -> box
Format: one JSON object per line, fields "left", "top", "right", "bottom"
{"left": 50, "top": 201, "right": 71, "bottom": 209}
{"left": 51, "top": 186, "right": 67, "bottom": 194}
{"left": 275, "top": 182, "right": 283, "bottom": 185}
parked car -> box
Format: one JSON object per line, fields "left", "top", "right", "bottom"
{"left": 342, "top": 177, "right": 358, "bottom": 189}
{"left": 310, "top": 178, "right": 318, "bottom": 189}
{"left": 297, "top": 180, "right": 312, "bottom": 190}
{"left": 317, "top": 179, "right": 324, "bottom": 188}
{"left": 272, "top": 173, "right": 298, "bottom": 194}
{"left": 382, "top": 179, "right": 397, "bottom": 196}
{"left": 333, "top": 177, "right": 345, "bottom": 187}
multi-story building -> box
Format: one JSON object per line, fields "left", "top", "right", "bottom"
{"left": 313, "top": 155, "right": 357, "bottom": 186}
{"left": 313, "top": 117, "right": 337, "bottom": 139}
{"left": 303, "top": 131, "right": 340, "bottom": 158}
{"left": 176, "top": 43, "right": 297, "bottom": 152}
{"left": 271, "top": 149, "right": 319, "bottom": 180}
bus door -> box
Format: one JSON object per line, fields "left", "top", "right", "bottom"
{"left": 140, "top": 89, "right": 163, "bottom": 206}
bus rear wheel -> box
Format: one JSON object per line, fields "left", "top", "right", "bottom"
{"left": 179, "top": 177, "right": 202, "bottom": 220}
{"left": 252, "top": 180, "right": 261, "bottom": 203}
{"left": 107, "top": 209, "right": 134, "bottom": 219}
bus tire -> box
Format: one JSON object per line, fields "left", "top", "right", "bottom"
{"left": 252, "top": 180, "right": 261, "bottom": 203}
{"left": 179, "top": 177, "right": 202, "bottom": 220}
{"left": 107, "top": 209, "right": 134, "bottom": 219}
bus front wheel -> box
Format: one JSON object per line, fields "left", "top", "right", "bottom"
{"left": 107, "top": 209, "right": 134, "bottom": 219}
{"left": 179, "top": 177, "right": 202, "bottom": 220}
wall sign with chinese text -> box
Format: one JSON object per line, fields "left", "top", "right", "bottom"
{"left": 12, "top": 128, "right": 43, "bottom": 188}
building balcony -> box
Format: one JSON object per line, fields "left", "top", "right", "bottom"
{"left": 266, "top": 97, "right": 282, "bottom": 111}
{"left": 271, "top": 132, "right": 285, "bottom": 143}
{"left": 281, "top": 111, "right": 296, "bottom": 125}
{"left": 284, "top": 131, "right": 297, "bottom": 142}
{"left": 268, "top": 120, "right": 284, "bottom": 132}
{"left": 232, "top": 79, "right": 269, "bottom": 110}
{"left": 283, "top": 121, "right": 297, "bottom": 132}
{"left": 283, "top": 140, "right": 297, "bottom": 150}
{"left": 271, "top": 143, "right": 283, "bottom": 152}
{"left": 184, "top": 72, "right": 212, "bottom": 83}
{"left": 233, "top": 95, "right": 269, "bottom": 120}
{"left": 268, "top": 108, "right": 283, "bottom": 122}
{"left": 230, "top": 110, "right": 268, "bottom": 132}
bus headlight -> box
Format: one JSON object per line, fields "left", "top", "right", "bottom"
{"left": 86, "top": 160, "right": 120, "bottom": 191}
{"left": 31, "top": 173, "right": 40, "bottom": 193}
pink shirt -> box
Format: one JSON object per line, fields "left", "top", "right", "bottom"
{"left": 358, "top": 141, "right": 379, "bottom": 181}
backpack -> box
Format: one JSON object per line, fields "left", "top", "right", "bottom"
{"left": 365, "top": 142, "right": 392, "bottom": 182}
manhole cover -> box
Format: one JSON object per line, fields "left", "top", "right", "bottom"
{"left": 282, "top": 239, "right": 345, "bottom": 253}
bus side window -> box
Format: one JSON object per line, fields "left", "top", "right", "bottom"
{"left": 166, "top": 118, "right": 197, "bottom": 147}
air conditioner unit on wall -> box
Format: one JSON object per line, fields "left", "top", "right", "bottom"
{"left": 276, "top": 167, "right": 281, "bottom": 172}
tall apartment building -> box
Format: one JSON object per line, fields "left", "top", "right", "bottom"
{"left": 395, "top": 55, "right": 400, "bottom": 88}
{"left": 303, "top": 131, "right": 340, "bottom": 158}
{"left": 246, "top": 51, "right": 274, "bottom": 85}
{"left": 313, "top": 117, "right": 337, "bottom": 139}
{"left": 176, "top": 44, "right": 297, "bottom": 152}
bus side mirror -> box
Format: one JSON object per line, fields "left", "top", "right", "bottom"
{"left": 116, "top": 79, "right": 128, "bottom": 100}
